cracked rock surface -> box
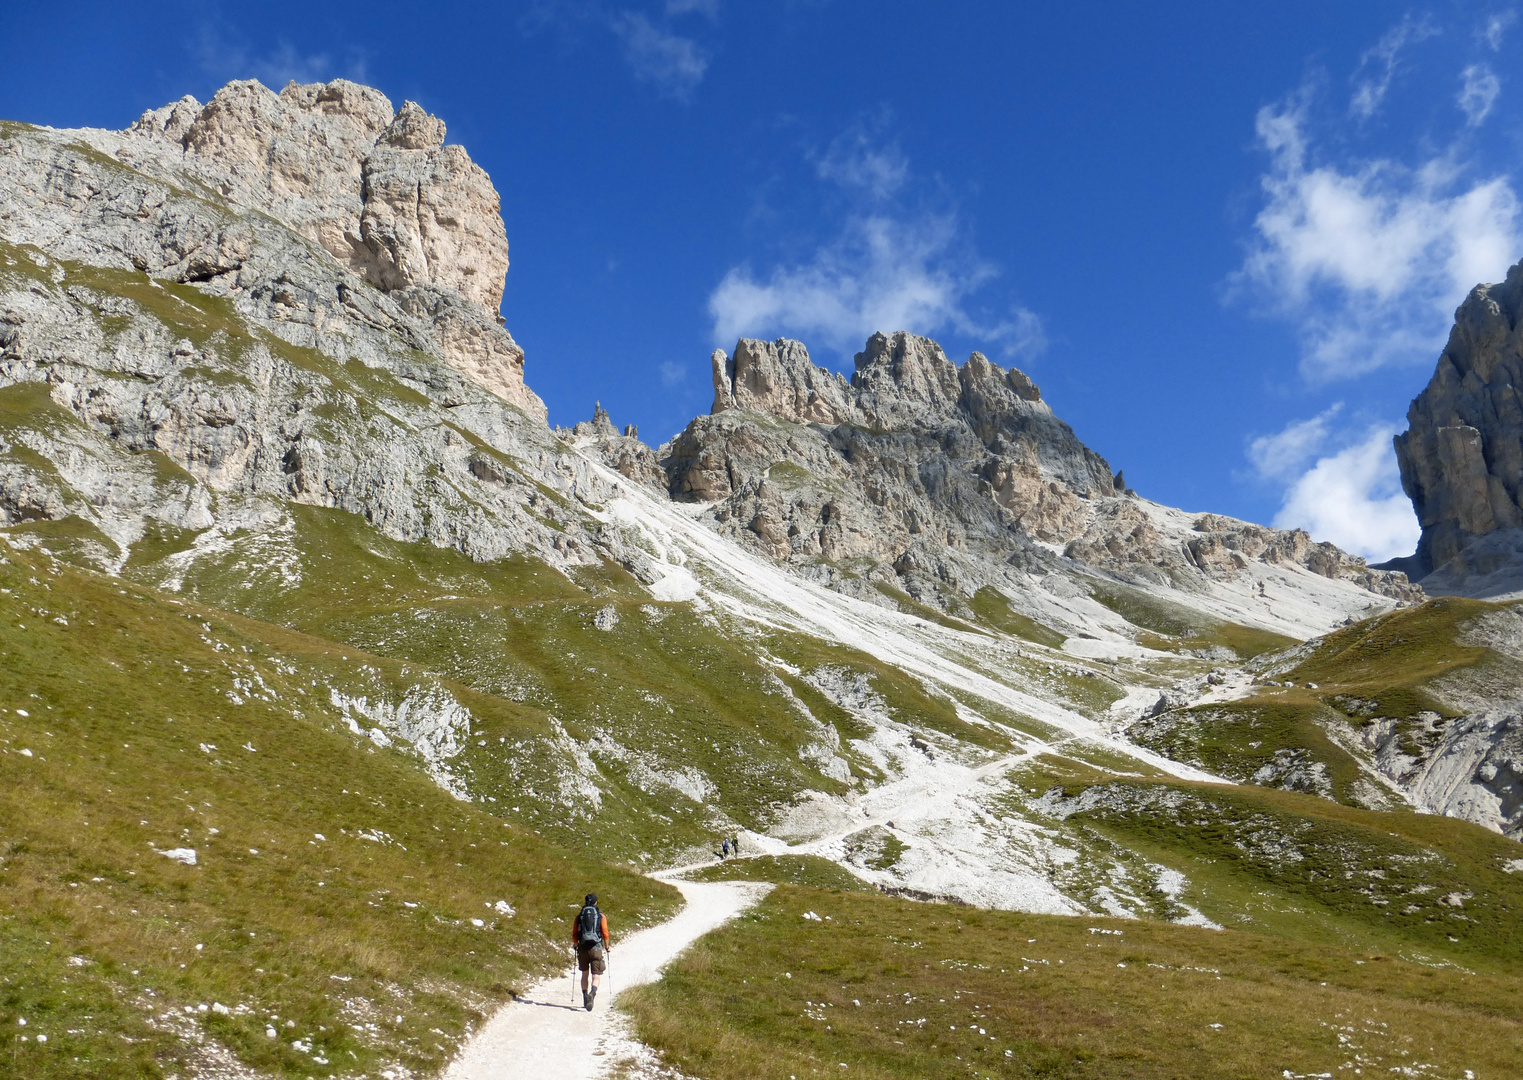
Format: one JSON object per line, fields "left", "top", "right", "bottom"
{"left": 647, "top": 331, "right": 1417, "bottom": 610}
{"left": 1392, "top": 256, "right": 1523, "bottom": 596}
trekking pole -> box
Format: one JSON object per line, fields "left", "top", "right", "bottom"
{"left": 571, "top": 949, "right": 578, "bottom": 1005}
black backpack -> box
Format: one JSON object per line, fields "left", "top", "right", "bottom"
{"left": 576, "top": 904, "right": 602, "bottom": 947}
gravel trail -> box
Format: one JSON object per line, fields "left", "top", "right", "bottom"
{"left": 442, "top": 876, "right": 770, "bottom": 1080}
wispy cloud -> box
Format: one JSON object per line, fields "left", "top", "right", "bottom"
{"left": 520, "top": 2, "right": 714, "bottom": 98}
{"left": 1247, "top": 403, "right": 1344, "bottom": 481}
{"left": 1349, "top": 15, "right": 1438, "bottom": 119}
{"left": 659, "top": 360, "right": 687, "bottom": 386}
{"left": 192, "top": 26, "right": 367, "bottom": 87}
{"left": 709, "top": 124, "right": 1044, "bottom": 358}
{"left": 1458, "top": 63, "right": 1501, "bottom": 125}
{"left": 1236, "top": 98, "right": 1521, "bottom": 381}
{"left": 1482, "top": 10, "right": 1517, "bottom": 50}
{"left": 609, "top": 11, "right": 708, "bottom": 99}
{"left": 813, "top": 121, "right": 909, "bottom": 200}
{"left": 709, "top": 211, "right": 1044, "bottom": 358}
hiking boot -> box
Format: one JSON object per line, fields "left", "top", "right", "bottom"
{"left": 585, "top": 986, "right": 597, "bottom": 1011}
{"left": 582, "top": 989, "right": 589, "bottom": 1009}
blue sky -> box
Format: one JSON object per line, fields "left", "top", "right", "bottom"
{"left": 4, "top": 2, "right": 1521, "bottom": 561}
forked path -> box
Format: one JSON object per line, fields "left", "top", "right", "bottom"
{"left": 443, "top": 877, "right": 771, "bottom": 1080}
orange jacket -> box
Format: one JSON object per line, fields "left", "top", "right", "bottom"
{"left": 572, "top": 909, "right": 609, "bottom": 948}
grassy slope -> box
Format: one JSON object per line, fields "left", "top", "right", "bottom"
{"left": 1087, "top": 579, "right": 1298, "bottom": 659}
{"left": 1285, "top": 596, "right": 1499, "bottom": 718}
{"left": 968, "top": 587, "right": 1066, "bottom": 649}
{"left": 681, "top": 855, "right": 877, "bottom": 893}
{"left": 0, "top": 539, "right": 681, "bottom": 1079}
{"left": 7, "top": 211, "right": 1523, "bottom": 1079}
{"left": 1128, "top": 696, "right": 1373, "bottom": 803}
{"left": 633, "top": 738, "right": 1523, "bottom": 1079}
{"left": 624, "top": 884, "right": 1523, "bottom": 1080}
{"left": 1006, "top": 766, "right": 1523, "bottom": 967}
{"left": 111, "top": 504, "right": 1004, "bottom": 861}
{"left": 1129, "top": 597, "right": 1519, "bottom": 807}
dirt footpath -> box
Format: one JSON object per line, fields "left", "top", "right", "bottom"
{"left": 442, "top": 877, "right": 770, "bottom": 1080}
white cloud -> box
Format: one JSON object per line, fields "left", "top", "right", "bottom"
{"left": 1238, "top": 102, "right": 1522, "bottom": 380}
{"left": 1483, "top": 10, "right": 1517, "bottom": 50}
{"left": 1270, "top": 424, "right": 1418, "bottom": 562}
{"left": 1247, "top": 403, "right": 1344, "bottom": 481}
{"left": 1349, "top": 16, "right": 1438, "bottom": 119}
{"left": 1458, "top": 63, "right": 1501, "bottom": 125}
{"left": 815, "top": 125, "right": 909, "bottom": 200}
{"left": 710, "top": 124, "right": 1044, "bottom": 358}
{"left": 193, "top": 27, "right": 366, "bottom": 87}
{"left": 659, "top": 360, "right": 687, "bottom": 386}
{"left": 708, "top": 211, "right": 1044, "bottom": 358}
{"left": 610, "top": 12, "right": 708, "bottom": 98}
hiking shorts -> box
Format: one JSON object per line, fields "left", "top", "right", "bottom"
{"left": 577, "top": 943, "right": 606, "bottom": 974}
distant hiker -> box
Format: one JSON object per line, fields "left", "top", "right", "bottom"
{"left": 732, "top": 833, "right": 740, "bottom": 855}
{"left": 573, "top": 893, "right": 610, "bottom": 1011}
{"left": 721, "top": 838, "right": 731, "bottom": 859}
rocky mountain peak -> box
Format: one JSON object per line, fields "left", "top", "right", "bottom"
{"left": 1390, "top": 256, "right": 1523, "bottom": 594}
{"left": 645, "top": 328, "right": 1417, "bottom": 607}
{"left": 851, "top": 330, "right": 964, "bottom": 427}
{"left": 710, "top": 331, "right": 1061, "bottom": 445}
{"left": 380, "top": 100, "right": 448, "bottom": 150}
{"left": 123, "top": 78, "right": 508, "bottom": 315}
{"left": 710, "top": 337, "right": 853, "bottom": 423}
{"left": 5, "top": 78, "right": 544, "bottom": 420}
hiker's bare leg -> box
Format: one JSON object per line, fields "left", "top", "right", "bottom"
{"left": 591, "top": 972, "right": 601, "bottom": 989}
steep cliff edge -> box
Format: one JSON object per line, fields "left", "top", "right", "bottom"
{"left": 1391, "top": 257, "right": 1523, "bottom": 597}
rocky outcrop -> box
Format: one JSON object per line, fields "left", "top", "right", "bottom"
{"left": 87, "top": 79, "right": 540, "bottom": 418}
{"left": 562, "top": 403, "right": 666, "bottom": 490}
{"left": 0, "top": 103, "right": 637, "bottom": 573}
{"left": 1391, "top": 258, "right": 1523, "bottom": 593}
{"left": 712, "top": 338, "right": 855, "bottom": 423}
{"left": 661, "top": 332, "right": 1415, "bottom": 608}
{"left": 1066, "top": 510, "right": 1421, "bottom": 601}
{"left": 125, "top": 81, "right": 510, "bottom": 311}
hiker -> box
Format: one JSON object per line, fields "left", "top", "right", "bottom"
{"left": 572, "top": 892, "right": 610, "bottom": 1011}
{"left": 732, "top": 833, "right": 740, "bottom": 855}
{"left": 721, "top": 837, "right": 730, "bottom": 859}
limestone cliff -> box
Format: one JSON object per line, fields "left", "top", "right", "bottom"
{"left": 648, "top": 332, "right": 1418, "bottom": 611}
{"left": 0, "top": 82, "right": 637, "bottom": 574}
{"left": 1391, "top": 257, "right": 1523, "bottom": 596}
{"left": 76, "top": 79, "right": 540, "bottom": 417}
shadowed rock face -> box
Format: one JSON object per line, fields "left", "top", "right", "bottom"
{"left": 1392, "top": 258, "right": 1523, "bottom": 592}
